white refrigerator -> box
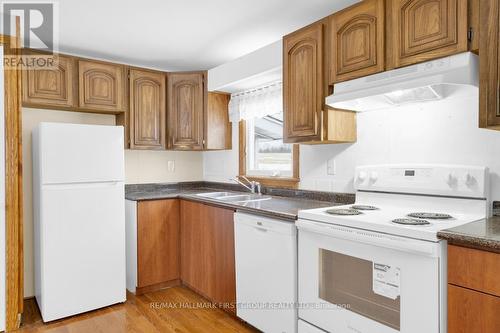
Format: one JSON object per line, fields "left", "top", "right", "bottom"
{"left": 32, "top": 122, "right": 126, "bottom": 322}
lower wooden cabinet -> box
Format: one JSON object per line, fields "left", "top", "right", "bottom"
{"left": 126, "top": 199, "right": 180, "bottom": 294}
{"left": 180, "top": 200, "right": 236, "bottom": 314}
{"left": 447, "top": 245, "right": 500, "bottom": 333}
{"left": 448, "top": 285, "right": 500, "bottom": 333}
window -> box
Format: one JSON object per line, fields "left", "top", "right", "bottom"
{"left": 231, "top": 81, "right": 299, "bottom": 187}
{"left": 239, "top": 112, "right": 299, "bottom": 187}
{"left": 245, "top": 112, "right": 292, "bottom": 177}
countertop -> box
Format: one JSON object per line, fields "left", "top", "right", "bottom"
{"left": 125, "top": 182, "right": 354, "bottom": 221}
{"left": 437, "top": 217, "right": 500, "bottom": 253}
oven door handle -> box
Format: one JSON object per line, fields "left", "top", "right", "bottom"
{"left": 296, "top": 219, "right": 440, "bottom": 257}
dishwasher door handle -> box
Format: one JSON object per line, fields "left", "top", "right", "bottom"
{"left": 254, "top": 226, "right": 268, "bottom": 232}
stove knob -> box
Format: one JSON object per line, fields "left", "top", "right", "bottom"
{"left": 464, "top": 173, "right": 476, "bottom": 187}
{"left": 369, "top": 171, "right": 378, "bottom": 183}
{"left": 357, "top": 171, "right": 368, "bottom": 183}
{"left": 445, "top": 173, "right": 457, "bottom": 187}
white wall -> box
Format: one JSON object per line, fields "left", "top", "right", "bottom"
{"left": 203, "top": 122, "right": 240, "bottom": 183}
{"left": 23, "top": 108, "right": 203, "bottom": 297}
{"left": 204, "top": 89, "right": 500, "bottom": 201}
{"left": 208, "top": 40, "right": 282, "bottom": 92}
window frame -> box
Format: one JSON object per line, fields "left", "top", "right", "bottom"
{"left": 239, "top": 120, "right": 300, "bottom": 188}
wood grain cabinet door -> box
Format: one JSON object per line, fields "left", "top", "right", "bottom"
{"left": 180, "top": 200, "right": 215, "bottom": 297}
{"left": 386, "top": 0, "right": 468, "bottom": 69}
{"left": 78, "top": 60, "right": 127, "bottom": 112}
{"left": 167, "top": 72, "right": 206, "bottom": 150}
{"left": 205, "top": 92, "right": 232, "bottom": 150}
{"left": 479, "top": 0, "right": 500, "bottom": 129}
{"left": 211, "top": 206, "right": 236, "bottom": 314}
{"left": 22, "top": 54, "right": 76, "bottom": 108}
{"left": 180, "top": 201, "right": 236, "bottom": 313}
{"left": 129, "top": 69, "right": 166, "bottom": 149}
{"left": 329, "top": 0, "right": 385, "bottom": 83}
{"left": 137, "top": 200, "right": 180, "bottom": 288}
{"left": 283, "top": 23, "right": 323, "bottom": 143}
{"left": 448, "top": 285, "right": 500, "bottom": 333}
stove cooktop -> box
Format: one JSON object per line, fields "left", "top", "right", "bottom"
{"left": 298, "top": 201, "right": 486, "bottom": 242}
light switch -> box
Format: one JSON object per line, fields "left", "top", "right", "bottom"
{"left": 167, "top": 161, "right": 175, "bottom": 172}
{"left": 327, "top": 158, "right": 336, "bottom": 175}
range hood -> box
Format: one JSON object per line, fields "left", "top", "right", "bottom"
{"left": 326, "top": 52, "right": 478, "bottom": 112}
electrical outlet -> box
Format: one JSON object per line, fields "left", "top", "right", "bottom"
{"left": 327, "top": 158, "right": 336, "bottom": 175}
{"left": 167, "top": 161, "right": 175, "bottom": 172}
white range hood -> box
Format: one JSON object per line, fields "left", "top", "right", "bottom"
{"left": 326, "top": 52, "right": 478, "bottom": 112}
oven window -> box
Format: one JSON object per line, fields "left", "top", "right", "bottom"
{"left": 319, "top": 249, "right": 401, "bottom": 330}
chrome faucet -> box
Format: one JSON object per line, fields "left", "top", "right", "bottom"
{"left": 231, "top": 176, "right": 261, "bottom": 194}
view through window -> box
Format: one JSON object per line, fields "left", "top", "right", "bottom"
{"left": 245, "top": 111, "right": 293, "bottom": 177}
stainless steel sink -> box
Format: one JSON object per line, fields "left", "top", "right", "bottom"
{"left": 196, "top": 192, "right": 272, "bottom": 203}
{"left": 218, "top": 194, "right": 271, "bottom": 202}
{"left": 196, "top": 191, "right": 237, "bottom": 198}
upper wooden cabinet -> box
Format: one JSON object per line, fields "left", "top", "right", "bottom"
{"left": 78, "top": 60, "right": 127, "bottom": 113}
{"left": 329, "top": 0, "right": 385, "bottom": 83}
{"left": 129, "top": 69, "right": 166, "bottom": 149}
{"left": 167, "top": 72, "right": 206, "bottom": 150}
{"left": 283, "top": 23, "right": 323, "bottom": 143}
{"left": 206, "top": 92, "right": 232, "bottom": 150}
{"left": 386, "top": 0, "right": 468, "bottom": 69}
{"left": 479, "top": 0, "right": 500, "bottom": 130}
{"left": 22, "top": 53, "right": 77, "bottom": 109}
{"left": 283, "top": 21, "right": 357, "bottom": 144}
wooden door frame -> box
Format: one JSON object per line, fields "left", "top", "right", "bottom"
{"left": 1, "top": 16, "right": 24, "bottom": 331}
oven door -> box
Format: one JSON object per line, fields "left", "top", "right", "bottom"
{"left": 297, "top": 219, "right": 443, "bottom": 333}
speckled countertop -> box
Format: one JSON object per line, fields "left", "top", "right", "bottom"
{"left": 438, "top": 217, "right": 500, "bottom": 253}
{"left": 125, "top": 182, "right": 355, "bottom": 221}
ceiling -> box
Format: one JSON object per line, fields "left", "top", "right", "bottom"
{"left": 52, "top": 0, "right": 358, "bottom": 71}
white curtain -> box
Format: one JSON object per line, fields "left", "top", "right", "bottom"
{"left": 228, "top": 82, "right": 282, "bottom": 122}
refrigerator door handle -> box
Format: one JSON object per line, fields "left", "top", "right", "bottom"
{"left": 42, "top": 181, "right": 124, "bottom": 189}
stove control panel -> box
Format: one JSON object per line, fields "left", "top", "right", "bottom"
{"left": 355, "top": 164, "right": 488, "bottom": 199}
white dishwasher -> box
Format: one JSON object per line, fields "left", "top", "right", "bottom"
{"left": 235, "top": 212, "right": 297, "bottom": 333}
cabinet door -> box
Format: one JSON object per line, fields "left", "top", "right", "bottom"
{"left": 479, "top": 0, "right": 500, "bottom": 129}
{"left": 180, "top": 200, "right": 236, "bottom": 313}
{"left": 386, "top": 0, "right": 468, "bottom": 69}
{"left": 329, "top": 0, "right": 385, "bottom": 83}
{"left": 205, "top": 92, "right": 232, "bottom": 150}
{"left": 129, "top": 69, "right": 166, "bottom": 149}
{"left": 137, "top": 200, "right": 180, "bottom": 288}
{"left": 283, "top": 23, "right": 323, "bottom": 143}
{"left": 167, "top": 72, "right": 205, "bottom": 150}
{"left": 211, "top": 206, "right": 236, "bottom": 314}
{"left": 78, "top": 60, "right": 127, "bottom": 112}
{"left": 180, "top": 200, "right": 215, "bottom": 297}
{"left": 448, "top": 285, "right": 500, "bottom": 333}
{"left": 22, "top": 54, "right": 76, "bottom": 108}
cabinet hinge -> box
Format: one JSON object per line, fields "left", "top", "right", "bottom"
{"left": 467, "top": 28, "right": 474, "bottom": 42}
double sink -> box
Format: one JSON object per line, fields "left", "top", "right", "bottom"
{"left": 196, "top": 191, "right": 272, "bottom": 203}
